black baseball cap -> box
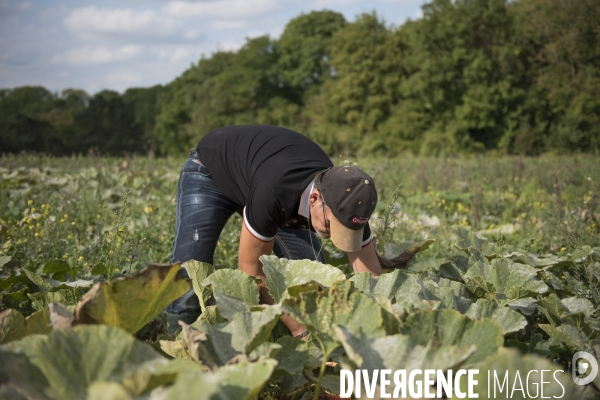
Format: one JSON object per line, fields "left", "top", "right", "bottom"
{"left": 316, "top": 166, "right": 378, "bottom": 252}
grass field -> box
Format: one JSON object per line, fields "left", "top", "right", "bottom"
{"left": 1, "top": 154, "right": 599, "bottom": 399}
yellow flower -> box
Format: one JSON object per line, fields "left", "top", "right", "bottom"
{"left": 68, "top": 234, "right": 73, "bottom": 239}
{"left": 78, "top": 256, "right": 84, "bottom": 262}
{"left": 27, "top": 200, "right": 33, "bottom": 206}
{"left": 71, "top": 222, "right": 75, "bottom": 226}
{"left": 97, "top": 214, "right": 101, "bottom": 219}
{"left": 144, "top": 206, "right": 153, "bottom": 214}
{"left": 34, "top": 232, "right": 39, "bottom": 237}
{"left": 63, "top": 214, "right": 68, "bottom": 219}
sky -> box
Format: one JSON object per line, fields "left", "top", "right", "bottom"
{"left": 0, "top": 0, "right": 425, "bottom": 95}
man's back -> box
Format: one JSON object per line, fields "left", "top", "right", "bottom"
{"left": 197, "top": 125, "right": 333, "bottom": 238}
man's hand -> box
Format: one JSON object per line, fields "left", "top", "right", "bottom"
{"left": 238, "top": 223, "right": 307, "bottom": 336}
{"left": 347, "top": 241, "right": 382, "bottom": 276}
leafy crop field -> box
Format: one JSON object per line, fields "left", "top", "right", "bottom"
{"left": 0, "top": 154, "right": 599, "bottom": 399}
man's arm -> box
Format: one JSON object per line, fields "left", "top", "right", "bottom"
{"left": 347, "top": 241, "right": 382, "bottom": 276}
{"left": 238, "top": 223, "right": 307, "bottom": 337}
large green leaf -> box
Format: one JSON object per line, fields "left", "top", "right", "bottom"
{"left": 87, "top": 382, "right": 132, "bottom": 400}
{"left": 0, "top": 255, "right": 11, "bottom": 269}
{"left": 453, "top": 225, "right": 500, "bottom": 263}
{"left": 0, "top": 325, "right": 169, "bottom": 399}
{"left": 182, "top": 260, "right": 215, "bottom": 312}
{"left": 536, "top": 293, "right": 599, "bottom": 341}
{"left": 391, "top": 274, "right": 429, "bottom": 314}
{"left": 122, "top": 358, "right": 202, "bottom": 395}
{"left": 73, "top": 263, "right": 190, "bottom": 334}
{"left": 464, "top": 299, "right": 528, "bottom": 335}
{"left": 281, "top": 281, "right": 385, "bottom": 357}
{"left": 400, "top": 309, "right": 504, "bottom": 366}
{"left": 507, "top": 297, "right": 538, "bottom": 316}
{"left": 560, "top": 296, "right": 595, "bottom": 317}
{"left": 438, "top": 255, "right": 471, "bottom": 281}
{"left": 202, "top": 269, "right": 259, "bottom": 320}
{"left": 163, "top": 358, "right": 276, "bottom": 400}
{"left": 336, "top": 325, "right": 475, "bottom": 373}
{"left": 420, "top": 275, "right": 473, "bottom": 310}
{"left": 458, "top": 347, "right": 582, "bottom": 399}
{"left": 272, "top": 336, "right": 309, "bottom": 376}
{"left": 159, "top": 339, "right": 194, "bottom": 361}
{"left": 463, "top": 258, "right": 548, "bottom": 303}
{"left": 538, "top": 323, "right": 593, "bottom": 352}
{"left": 22, "top": 269, "right": 58, "bottom": 292}
{"left": 28, "top": 289, "right": 80, "bottom": 311}
{"left": 351, "top": 270, "right": 442, "bottom": 316}
{"left": 183, "top": 306, "right": 281, "bottom": 367}
{"left": 0, "top": 348, "right": 51, "bottom": 400}
{"left": 260, "top": 255, "right": 346, "bottom": 303}
{"left": 0, "top": 308, "right": 50, "bottom": 344}
{"left": 505, "top": 251, "right": 568, "bottom": 269}
{"left": 350, "top": 269, "right": 411, "bottom": 300}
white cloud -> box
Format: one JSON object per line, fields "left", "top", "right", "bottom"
{"left": 210, "top": 20, "right": 248, "bottom": 30}
{"left": 106, "top": 70, "right": 143, "bottom": 84}
{"left": 163, "top": 0, "right": 288, "bottom": 20}
{"left": 414, "top": 6, "right": 423, "bottom": 19}
{"left": 170, "top": 47, "right": 190, "bottom": 62}
{"left": 184, "top": 30, "right": 201, "bottom": 40}
{"left": 215, "top": 38, "right": 245, "bottom": 52}
{"left": 0, "top": 0, "right": 31, "bottom": 15}
{"left": 307, "top": 0, "right": 356, "bottom": 7}
{"left": 64, "top": 6, "right": 178, "bottom": 40}
{"left": 52, "top": 45, "right": 142, "bottom": 65}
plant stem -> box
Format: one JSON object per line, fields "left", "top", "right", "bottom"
{"left": 312, "top": 338, "right": 329, "bottom": 400}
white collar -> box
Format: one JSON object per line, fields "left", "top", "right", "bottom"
{"left": 298, "top": 180, "right": 314, "bottom": 218}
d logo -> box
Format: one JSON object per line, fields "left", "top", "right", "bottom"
{"left": 572, "top": 351, "right": 598, "bottom": 385}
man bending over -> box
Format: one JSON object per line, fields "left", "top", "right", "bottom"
{"left": 166, "top": 125, "right": 382, "bottom": 336}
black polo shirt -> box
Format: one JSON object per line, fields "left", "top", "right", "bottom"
{"left": 197, "top": 125, "right": 371, "bottom": 245}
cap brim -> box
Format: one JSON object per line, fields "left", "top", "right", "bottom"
{"left": 329, "top": 213, "right": 363, "bottom": 253}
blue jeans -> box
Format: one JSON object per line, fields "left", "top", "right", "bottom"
{"left": 166, "top": 151, "right": 325, "bottom": 318}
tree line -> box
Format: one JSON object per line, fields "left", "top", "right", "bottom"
{"left": 1, "top": 0, "right": 599, "bottom": 157}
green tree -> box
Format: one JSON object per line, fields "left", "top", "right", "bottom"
{"left": 154, "top": 36, "right": 282, "bottom": 155}
{"left": 278, "top": 10, "right": 346, "bottom": 95}
{"left": 397, "top": 0, "right": 526, "bottom": 155}
{"left": 318, "top": 13, "right": 403, "bottom": 155}
{"left": 153, "top": 51, "right": 235, "bottom": 155}
{"left": 0, "top": 86, "right": 58, "bottom": 154}
{"left": 123, "top": 85, "right": 165, "bottom": 152}
{"left": 508, "top": 0, "right": 600, "bottom": 154}
{"left": 72, "top": 90, "right": 144, "bottom": 155}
